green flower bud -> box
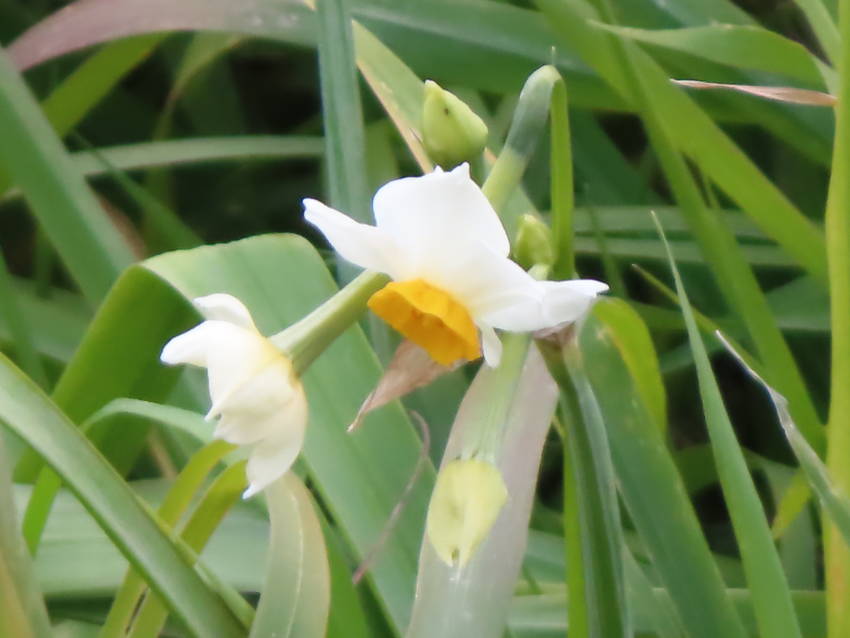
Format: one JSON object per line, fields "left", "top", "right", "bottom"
{"left": 426, "top": 458, "right": 508, "bottom": 568}
{"left": 422, "top": 80, "right": 488, "bottom": 169}
{"left": 514, "top": 213, "right": 555, "bottom": 270}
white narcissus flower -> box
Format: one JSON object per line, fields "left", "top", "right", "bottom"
{"left": 303, "top": 163, "right": 607, "bottom": 367}
{"left": 160, "top": 294, "right": 308, "bottom": 499}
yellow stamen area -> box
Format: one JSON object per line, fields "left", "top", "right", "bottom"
{"left": 368, "top": 279, "right": 481, "bottom": 366}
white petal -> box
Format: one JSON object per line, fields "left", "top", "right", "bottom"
{"left": 204, "top": 324, "right": 277, "bottom": 416}
{"left": 372, "top": 164, "right": 510, "bottom": 258}
{"left": 210, "top": 357, "right": 300, "bottom": 434}
{"left": 160, "top": 321, "right": 231, "bottom": 367}
{"left": 192, "top": 294, "right": 255, "bottom": 329}
{"left": 303, "top": 198, "right": 402, "bottom": 275}
{"left": 479, "top": 324, "right": 503, "bottom": 367}
{"left": 480, "top": 278, "right": 607, "bottom": 331}
{"left": 242, "top": 394, "right": 308, "bottom": 498}
{"left": 539, "top": 279, "right": 608, "bottom": 325}
{"left": 409, "top": 240, "right": 540, "bottom": 318}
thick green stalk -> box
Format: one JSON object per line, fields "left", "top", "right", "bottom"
{"left": 549, "top": 79, "right": 575, "bottom": 279}
{"left": 272, "top": 270, "right": 388, "bottom": 374}
{"left": 825, "top": 1, "right": 850, "bottom": 634}
{"left": 483, "top": 65, "right": 560, "bottom": 222}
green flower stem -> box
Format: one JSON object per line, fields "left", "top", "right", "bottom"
{"left": 482, "top": 65, "right": 562, "bottom": 220}
{"left": 825, "top": 1, "right": 850, "bottom": 635}
{"left": 272, "top": 269, "right": 388, "bottom": 375}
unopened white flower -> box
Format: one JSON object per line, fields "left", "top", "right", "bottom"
{"left": 303, "top": 164, "right": 607, "bottom": 366}
{"left": 160, "top": 294, "right": 307, "bottom": 499}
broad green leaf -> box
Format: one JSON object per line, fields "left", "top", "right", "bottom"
{"left": 249, "top": 473, "right": 330, "bottom": 638}
{"left": 660, "top": 221, "right": 802, "bottom": 638}
{"left": 0, "top": 354, "right": 244, "bottom": 636}
{"left": 577, "top": 301, "right": 748, "bottom": 638}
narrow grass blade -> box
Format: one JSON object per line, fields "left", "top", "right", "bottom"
{"left": 316, "top": 0, "right": 370, "bottom": 227}
{"left": 100, "top": 439, "right": 232, "bottom": 637}
{"left": 127, "top": 462, "right": 247, "bottom": 637}
{"left": 593, "top": 24, "right": 830, "bottom": 87}
{"left": 656, "top": 218, "right": 803, "bottom": 638}
{"left": 0, "top": 354, "right": 244, "bottom": 636}
{"left": 0, "top": 48, "right": 135, "bottom": 303}
{"left": 539, "top": 335, "right": 629, "bottom": 638}
{"left": 536, "top": 0, "right": 828, "bottom": 285}
{"left": 720, "top": 335, "right": 850, "bottom": 569}
{"left": 792, "top": 0, "right": 840, "bottom": 63}
{"left": 249, "top": 473, "right": 330, "bottom": 638}
{"left": 0, "top": 440, "right": 52, "bottom": 638}
{"left": 576, "top": 298, "right": 748, "bottom": 638}
{"left": 0, "top": 251, "right": 48, "bottom": 388}
{"left": 67, "top": 136, "right": 324, "bottom": 177}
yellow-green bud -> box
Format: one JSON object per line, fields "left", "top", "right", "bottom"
{"left": 514, "top": 213, "right": 555, "bottom": 270}
{"left": 421, "top": 80, "right": 488, "bottom": 169}
{"left": 425, "top": 458, "right": 508, "bottom": 568}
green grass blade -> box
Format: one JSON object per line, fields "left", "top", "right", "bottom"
{"left": 100, "top": 440, "right": 232, "bottom": 638}
{"left": 792, "top": 0, "right": 840, "bottom": 63}
{"left": 127, "top": 462, "right": 247, "bottom": 637}
{"left": 249, "top": 473, "right": 331, "bottom": 638}
{"left": 69, "top": 136, "right": 324, "bottom": 176}
{"left": 0, "top": 354, "right": 244, "bottom": 636}
{"left": 0, "top": 252, "right": 48, "bottom": 389}
{"left": 536, "top": 0, "right": 828, "bottom": 286}
{"left": 40, "top": 34, "right": 168, "bottom": 137}
{"left": 594, "top": 0, "right": 824, "bottom": 452}
{"left": 577, "top": 298, "right": 748, "bottom": 638}
{"left": 0, "top": 440, "right": 52, "bottom": 638}
{"left": 539, "top": 337, "right": 630, "bottom": 638}
{"left": 317, "top": 0, "right": 370, "bottom": 225}
{"left": 594, "top": 24, "right": 830, "bottom": 87}
{"left": 719, "top": 337, "right": 850, "bottom": 573}
{"left": 0, "top": 47, "right": 135, "bottom": 303}
{"left": 657, "top": 218, "right": 803, "bottom": 638}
